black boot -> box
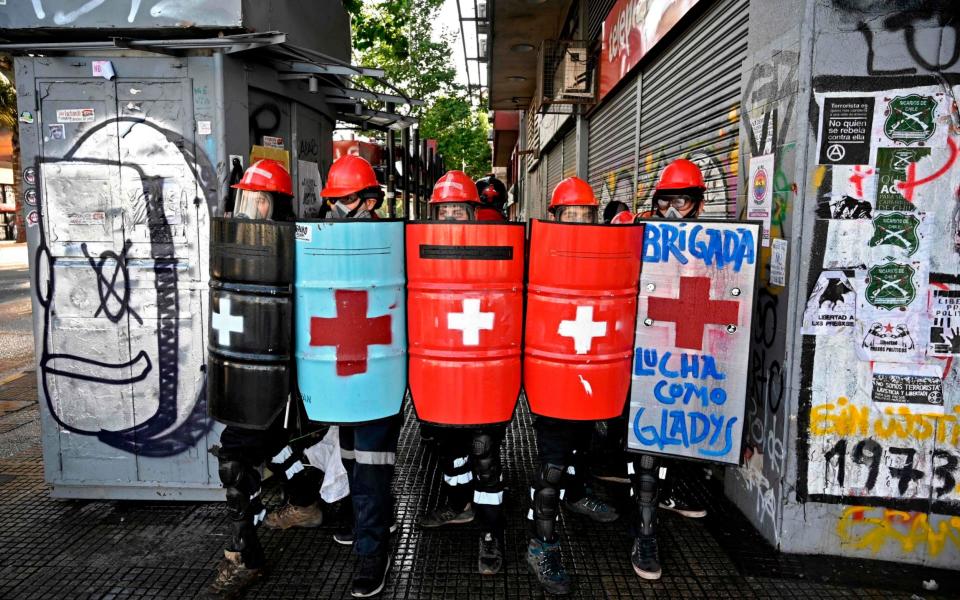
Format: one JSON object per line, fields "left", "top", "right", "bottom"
{"left": 351, "top": 553, "right": 391, "bottom": 598}
{"left": 631, "top": 535, "right": 662, "bottom": 580}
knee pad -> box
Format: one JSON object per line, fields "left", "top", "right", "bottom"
{"left": 639, "top": 454, "right": 658, "bottom": 471}
{"left": 218, "top": 458, "right": 261, "bottom": 518}
{"left": 470, "top": 433, "right": 494, "bottom": 459}
{"left": 474, "top": 455, "right": 502, "bottom": 488}
{"left": 534, "top": 462, "right": 564, "bottom": 489}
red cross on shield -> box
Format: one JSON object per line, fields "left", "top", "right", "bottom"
{"left": 646, "top": 276, "right": 740, "bottom": 351}
{"left": 310, "top": 289, "right": 393, "bottom": 376}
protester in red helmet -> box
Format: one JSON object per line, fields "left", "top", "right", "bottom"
{"left": 548, "top": 176, "right": 599, "bottom": 224}
{"left": 322, "top": 154, "right": 385, "bottom": 219}
{"left": 628, "top": 158, "right": 710, "bottom": 584}
{"left": 417, "top": 170, "right": 510, "bottom": 576}
{"left": 210, "top": 158, "right": 324, "bottom": 600}
{"left": 320, "top": 154, "right": 399, "bottom": 598}
{"left": 639, "top": 158, "right": 706, "bottom": 219}
{"left": 527, "top": 177, "right": 620, "bottom": 596}
{"left": 231, "top": 158, "right": 295, "bottom": 220}
{"left": 427, "top": 170, "right": 485, "bottom": 221}
{"left": 476, "top": 174, "right": 508, "bottom": 221}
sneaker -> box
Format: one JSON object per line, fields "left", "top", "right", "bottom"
{"left": 563, "top": 495, "right": 620, "bottom": 523}
{"left": 659, "top": 492, "right": 707, "bottom": 518}
{"left": 417, "top": 503, "right": 475, "bottom": 529}
{"left": 333, "top": 521, "right": 399, "bottom": 545}
{"left": 631, "top": 535, "right": 662, "bottom": 580}
{"left": 478, "top": 532, "right": 504, "bottom": 575}
{"left": 264, "top": 502, "right": 324, "bottom": 529}
{"left": 207, "top": 550, "right": 264, "bottom": 599}
{"left": 351, "top": 553, "right": 391, "bottom": 598}
{"left": 526, "top": 539, "right": 572, "bottom": 595}
{"left": 591, "top": 462, "right": 631, "bottom": 484}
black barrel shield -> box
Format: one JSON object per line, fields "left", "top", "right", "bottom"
{"left": 208, "top": 218, "right": 295, "bottom": 429}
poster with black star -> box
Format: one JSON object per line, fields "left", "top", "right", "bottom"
{"left": 853, "top": 258, "right": 929, "bottom": 363}
{"left": 817, "top": 96, "right": 875, "bottom": 165}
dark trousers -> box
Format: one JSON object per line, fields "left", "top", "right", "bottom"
{"left": 529, "top": 416, "right": 594, "bottom": 543}
{"left": 436, "top": 424, "right": 507, "bottom": 537}
{"left": 216, "top": 413, "right": 321, "bottom": 567}
{"left": 339, "top": 414, "right": 402, "bottom": 557}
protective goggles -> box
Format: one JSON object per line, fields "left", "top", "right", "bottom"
{"left": 654, "top": 194, "right": 701, "bottom": 209}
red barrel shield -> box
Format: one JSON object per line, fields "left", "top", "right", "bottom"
{"left": 407, "top": 222, "right": 525, "bottom": 425}
{"left": 524, "top": 219, "right": 644, "bottom": 420}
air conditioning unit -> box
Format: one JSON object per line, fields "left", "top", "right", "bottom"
{"left": 557, "top": 46, "right": 591, "bottom": 98}
{"left": 536, "top": 40, "right": 595, "bottom": 113}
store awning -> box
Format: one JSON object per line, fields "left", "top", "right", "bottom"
{"left": 0, "top": 31, "right": 423, "bottom": 131}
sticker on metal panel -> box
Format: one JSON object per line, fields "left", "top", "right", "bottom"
{"left": 56, "top": 108, "right": 95, "bottom": 123}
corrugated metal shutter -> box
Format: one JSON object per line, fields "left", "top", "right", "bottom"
{"left": 588, "top": 78, "right": 638, "bottom": 211}
{"left": 637, "top": 0, "right": 749, "bottom": 218}
{"left": 526, "top": 165, "right": 543, "bottom": 220}
{"left": 562, "top": 128, "right": 576, "bottom": 178}
{"left": 588, "top": 0, "right": 618, "bottom": 41}
{"left": 545, "top": 142, "right": 563, "bottom": 201}
{"left": 525, "top": 109, "right": 540, "bottom": 172}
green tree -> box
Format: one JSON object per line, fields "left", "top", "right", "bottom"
{"left": 419, "top": 95, "right": 491, "bottom": 179}
{"left": 343, "top": 0, "right": 490, "bottom": 178}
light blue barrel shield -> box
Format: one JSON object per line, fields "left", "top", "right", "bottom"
{"left": 295, "top": 220, "right": 407, "bottom": 423}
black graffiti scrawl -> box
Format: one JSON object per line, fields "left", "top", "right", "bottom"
{"left": 36, "top": 118, "right": 213, "bottom": 457}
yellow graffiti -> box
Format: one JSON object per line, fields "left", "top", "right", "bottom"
{"left": 810, "top": 397, "right": 960, "bottom": 445}
{"left": 812, "top": 164, "right": 827, "bottom": 188}
{"left": 837, "top": 506, "right": 960, "bottom": 557}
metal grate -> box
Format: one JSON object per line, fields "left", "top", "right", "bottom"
{"left": 537, "top": 40, "right": 596, "bottom": 113}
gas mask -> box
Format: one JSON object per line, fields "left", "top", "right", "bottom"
{"left": 234, "top": 189, "right": 274, "bottom": 220}
{"left": 654, "top": 194, "right": 701, "bottom": 219}
{"left": 331, "top": 197, "right": 374, "bottom": 219}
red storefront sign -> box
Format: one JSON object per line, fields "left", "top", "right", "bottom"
{"left": 599, "top": 0, "right": 702, "bottom": 101}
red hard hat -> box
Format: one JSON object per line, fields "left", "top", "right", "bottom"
{"left": 430, "top": 170, "right": 481, "bottom": 204}
{"left": 610, "top": 210, "right": 635, "bottom": 225}
{"left": 232, "top": 159, "right": 293, "bottom": 196}
{"left": 321, "top": 155, "right": 380, "bottom": 198}
{"left": 655, "top": 158, "right": 706, "bottom": 192}
{"left": 548, "top": 177, "right": 597, "bottom": 213}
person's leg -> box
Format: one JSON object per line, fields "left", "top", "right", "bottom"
{"left": 629, "top": 453, "right": 662, "bottom": 580}
{"left": 350, "top": 414, "right": 402, "bottom": 598}
{"left": 419, "top": 428, "right": 474, "bottom": 528}
{"left": 527, "top": 417, "right": 573, "bottom": 595}
{"left": 562, "top": 421, "right": 618, "bottom": 523}
{"left": 471, "top": 426, "right": 506, "bottom": 574}
{"left": 263, "top": 440, "right": 324, "bottom": 529}
{"left": 209, "top": 423, "right": 280, "bottom": 598}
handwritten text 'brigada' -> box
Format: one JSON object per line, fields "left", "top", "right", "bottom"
{"left": 642, "top": 223, "right": 757, "bottom": 272}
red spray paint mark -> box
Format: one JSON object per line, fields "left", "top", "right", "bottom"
{"left": 848, "top": 165, "right": 874, "bottom": 198}
{"left": 897, "top": 136, "right": 959, "bottom": 202}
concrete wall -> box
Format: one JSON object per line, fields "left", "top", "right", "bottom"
{"left": 725, "top": 0, "right": 960, "bottom": 568}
